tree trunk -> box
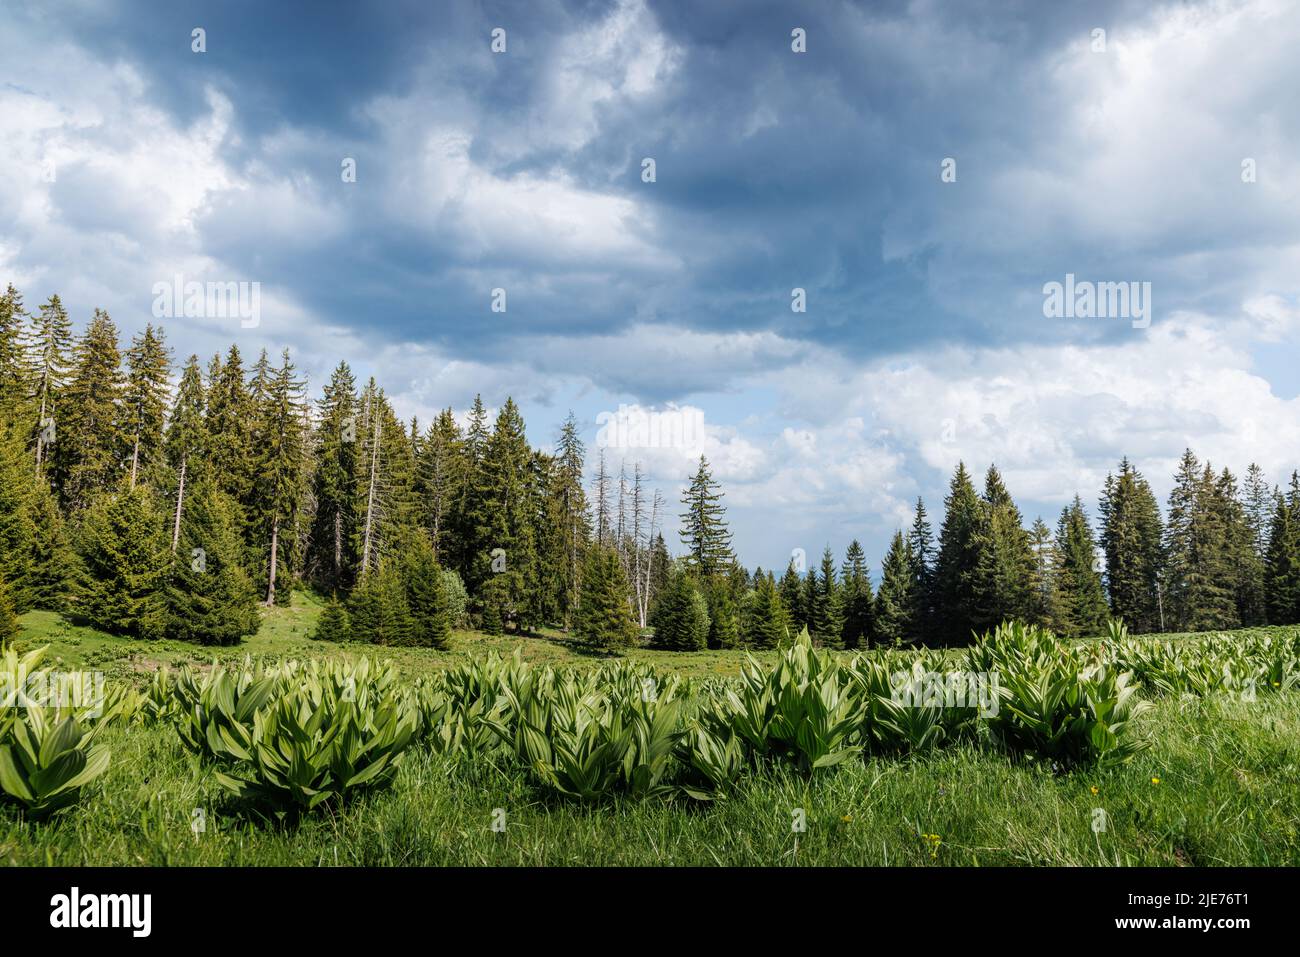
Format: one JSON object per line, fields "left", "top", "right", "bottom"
{"left": 361, "top": 414, "right": 381, "bottom": 576}
{"left": 34, "top": 391, "right": 47, "bottom": 474}
{"left": 266, "top": 514, "right": 280, "bottom": 606}
{"left": 333, "top": 508, "right": 342, "bottom": 582}
{"left": 171, "top": 454, "right": 187, "bottom": 553}
{"left": 129, "top": 434, "right": 141, "bottom": 489}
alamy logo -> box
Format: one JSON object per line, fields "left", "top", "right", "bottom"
{"left": 151, "top": 274, "right": 261, "bottom": 328}
{"left": 49, "top": 887, "right": 151, "bottom": 937}
{"left": 1042, "top": 273, "right": 1151, "bottom": 329}
{"left": 595, "top": 405, "right": 705, "bottom": 450}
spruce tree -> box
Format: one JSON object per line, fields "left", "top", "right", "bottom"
{"left": 54, "top": 309, "right": 125, "bottom": 511}
{"left": 1026, "top": 516, "right": 1062, "bottom": 630}
{"left": 26, "top": 294, "right": 73, "bottom": 475}
{"left": 968, "top": 465, "right": 1036, "bottom": 636}
{"left": 25, "top": 482, "right": 69, "bottom": 610}
{"left": 651, "top": 565, "right": 709, "bottom": 651}
{"left": 164, "top": 355, "right": 208, "bottom": 554}
{"left": 120, "top": 324, "right": 172, "bottom": 489}
{"left": 0, "top": 284, "right": 30, "bottom": 416}
{"left": 933, "top": 462, "right": 982, "bottom": 644}
{"left": 402, "top": 539, "right": 451, "bottom": 649}
{"left": 875, "top": 531, "right": 916, "bottom": 645}
{"left": 415, "top": 407, "right": 463, "bottom": 566}
{"left": 313, "top": 596, "right": 353, "bottom": 642}
{"left": 0, "top": 422, "right": 35, "bottom": 611}
{"left": 1264, "top": 478, "right": 1300, "bottom": 625}
{"left": 704, "top": 578, "right": 740, "bottom": 649}
{"left": 679, "top": 455, "right": 733, "bottom": 576}
{"left": 204, "top": 345, "right": 255, "bottom": 514}
{"left": 839, "top": 539, "right": 874, "bottom": 648}
{"left": 1219, "top": 468, "right": 1266, "bottom": 626}
{"left": 779, "top": 559, "right": 806, "bottom": 632}
{"left": 165, "top": 481, "right": 259, "bottom": 645}
{"left": 252, "top": 349, "right": 307, "bottom": 605}
{"left": 1098, "top": 459, "right": 1165, "bottom": 632}
{"left": 73, "top": 483, "right": 169, "bottom": 639}
{"left": 812, "top": 545, "right": 842, "bottom": 646}
{"left": 907, "top": 498, "right": 935, "bottom": 642}
{"left": 0, "top": 569, "right": 18, "bottom": 644}
{"left": 347, "top": 561, "right": 414, "bottom": 645}
{"left": 745, "top": 571, "right": 789, "bottom": 649}
{"left": 552, "top": 412, "right": 590, "bottom": 628}
{"left": 574, "top": 545, "right": 638, "bottom": 649}
{"left": 1052, "top": 497, "right": 1108, "bottom": 638}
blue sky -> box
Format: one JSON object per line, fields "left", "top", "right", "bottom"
{"left": 3, "top": 0, "right": 1299, "bottom": 573}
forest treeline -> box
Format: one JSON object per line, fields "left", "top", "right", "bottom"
{"left": 1, "top": 285, "right": 1299, "bottom": 650}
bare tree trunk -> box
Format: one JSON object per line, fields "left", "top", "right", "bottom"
{"left": 333, "top": 508, "right": 342, "bottom": 580}
{"left": 265, "top": 514, "right": 280, "bottom": 606}
{"left": 129, "top": 434, "right": 141, "bottom": 489}
{"left": 361, "top": 412, "right": 381, "bottom": 576}
{"left": 170, "top": 454, "right": 187, "bottom": 553}
{"left": 34, "top": 391, "right": 47, "bottom": 474}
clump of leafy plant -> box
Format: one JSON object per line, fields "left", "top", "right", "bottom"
{"left": 171, "top": 656, "right": 418, "bottom": 812}
{"left": 0, "top": 646, "right": 118, "bottom": 816}
{"left": 501, "top": 663, "right": 685, "bottom": 800}
{"left": 722, "top": 627, "right": 867, "bottom": 773}
{"left": 972, "top": 622, "right": 1151, "bottom": 767}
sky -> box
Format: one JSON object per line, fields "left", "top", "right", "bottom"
{"left": 2, "top": 0, "right": 1299, "bottom": 574}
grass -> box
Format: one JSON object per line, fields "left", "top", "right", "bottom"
{"left": 5, "top": 598, "right": 1300, "bottom": 866}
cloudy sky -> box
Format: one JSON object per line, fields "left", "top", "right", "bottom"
{"left": 3, "top": 0, "right": 1299, "bottom": 572}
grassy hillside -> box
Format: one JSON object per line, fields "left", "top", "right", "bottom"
{"left": 16, "top": 591, "right": 1278, "bottom": 682}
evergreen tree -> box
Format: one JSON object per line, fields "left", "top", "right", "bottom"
{"left": 26, "top": 294, "right": 73, "bottom": 475}
{"left": 574, "top": 545, "right": 638, "bottom": 649}
{"left": 1026, "top": 516, "right": 1062, "bottom": 630}
{"left": 779, "top": 559, "right": 806, "bottom": 632}
{"left": 1219, "top": 468, "right": 1266, "bottom": 627}
{"left": 204, "top": 345, "right": 255, "bottom": 513}
{"left": 1165, "top": 452, "right": 1237, "bottom": 631}
{"left": 811, "top": 545, "right": 842, "bottom": 646}
{"left": 401, "top": 539, "right": 451, "bottom": 649}
{"left": 0, "top": 569, "right": 18, "bottom": 644}
{"left": 164, "top": 355, "right": 208, "bottom": 554}
{"left": 165, "top": 481, "right": 259, "bottom": 645}
{"left": 73, "top": 483, "right": 169, "bottom": 639}
{"left": 53, "top": 310, "right": 124, "bottom": 511}
{"left": 120, "top": 324, "right": 171, "bottom": 489}
{"left": 0, "top": 422, "right": 35, "bottom": 611}
{"left": 347, "top": 561, "right": 414, "bottom": 645}
{"left": 704, "top": 578, "right": 740, "bottom": 649}
{"left": 745, "top": 571, "right": 788, "bottom": 649}
{"left": 1053, "top": 497, "right": 1108, "bottom": 638}
{"left": 875, "top": 531, "right": 916, "bottom": 645}
{"left": 968, "top": 465, "right": 1036, "bottom": 636}
{"left": 25, "top": 482, "right": 70, "bottom": 610}
{"left": 313, "top": 596, "right": 352, "bottom": 642}
{"left": 1264, "top": 477, "right": 1300, "bottom": 625}
{"left": 308, "top": 362, "right": 359, "bottom": 592}
{"left": 0, "top": 284, "right": 30, "bottom": 415}
{"left": 679, "top": 455, "right": 733, "bottom": 576}
{"left": 932, "top": 462, "right": 982, "bottom": 644}
{"left": 552, "top": 412, "right": 589, "bottom": 628}
{"left": 415, "top": 407, "right": 463, "bottom": 565}
{"left": 650, "top": 565, "right": 709, "bottom": 651}
{"left": 1098, "top": 458, "right": 1165, "bottom": 632}
{"left": 907, "top": 498, "right": 935, "bottom": 642}
{"left": 252, "top": 350, "right": 307, "bottom": 605}
{"left": 839, "top": 539, "right": 874, "bottom": 648}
